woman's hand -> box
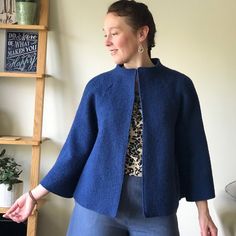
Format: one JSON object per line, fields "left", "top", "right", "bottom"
{"left": 3, "top": 184, "right": 49, "bottom": 223}
{"left": 196, "top": 201, "right": 218, "bottom": 236}
{"left": 3, "top": 192, "right": 36, "bottom": 223}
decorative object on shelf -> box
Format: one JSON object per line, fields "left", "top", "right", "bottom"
{"left": 5, "top": 30, "right": 38, "bottom": 72}
{"left": 225, "top": 180, "right": 236, "bottom": 200}
{"left": 0, "top": 149, "right": 23, "bottom": 207}
{"left": 0, "top": 0, "right": 17, "bottom": 24}
{"left": 16, "top": 0, "right": 38, "bottom": 25}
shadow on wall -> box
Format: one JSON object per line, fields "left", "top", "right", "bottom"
{"left": 0, "top": 110, "right": 13, "bottom": 135}
{"left": 214, "top": 186, "right": 236, "bottom": 236}
{"left": 37, "top": 196, "right": 72, "bottom": 236}
{"left": 37, "top": 140, "right": 74, "bottom": 236}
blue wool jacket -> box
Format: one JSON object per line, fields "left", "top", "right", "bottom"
{"left": 41, "top": 58, "right": 215, "bottom": 217}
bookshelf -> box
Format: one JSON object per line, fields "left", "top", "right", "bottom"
{"left": 0, "top": 0, "right": 49, "bottom": 235}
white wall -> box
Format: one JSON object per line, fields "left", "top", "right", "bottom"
{"left": 0, "top": 0, "right": 236, "bottom": 235}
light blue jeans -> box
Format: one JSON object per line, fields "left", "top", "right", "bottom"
{"left": 67, "top": 175, "right": 180, "bottom": 236}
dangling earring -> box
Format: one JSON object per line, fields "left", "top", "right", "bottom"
{"left": 138, "top": 44, "right": 144, "bottom": 54}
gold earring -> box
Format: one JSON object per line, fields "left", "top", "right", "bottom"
{"left": 138, "top": 44, "right": 144, "bottom": 54}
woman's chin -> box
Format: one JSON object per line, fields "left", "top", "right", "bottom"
{"left": 112, "top": 57, "right": 125, "bottom": 65}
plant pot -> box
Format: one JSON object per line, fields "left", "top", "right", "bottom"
{"left": 16, "top": 2, "right": 37, "bottom": 25}
{"left": 0, "top": 182, "right": 23, "bottom": 207}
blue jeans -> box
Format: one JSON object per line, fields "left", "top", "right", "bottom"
{"left": 67, "top": 175, "right": 180, "bottom": 236}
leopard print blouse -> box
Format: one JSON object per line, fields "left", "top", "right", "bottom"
{"left": 124, "top": 87, "right": 143, "bottom": 177}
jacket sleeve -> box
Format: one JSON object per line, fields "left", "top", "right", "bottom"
{"left": 40, "top": 81, "right": 98, "bottom": 198}
{"left": 176, "top": 77, "right": 215, "bottom": 201}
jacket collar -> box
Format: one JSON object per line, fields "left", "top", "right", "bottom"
{"left": 114, "top": 58, "right": 162, "bottom": 77}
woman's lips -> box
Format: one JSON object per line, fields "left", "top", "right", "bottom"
{"left": 110, "top": 49, "right": 118, "bottom": 56}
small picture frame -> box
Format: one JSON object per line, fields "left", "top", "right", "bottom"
{"left": 5, "top": 30, "right": 38, "bottom": 72}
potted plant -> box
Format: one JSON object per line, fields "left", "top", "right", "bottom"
{"left": 0, "top": 149, "right": 23, "bottom": 207}
{"left": 15, "top": 0, "right": 38, "bottom": 25}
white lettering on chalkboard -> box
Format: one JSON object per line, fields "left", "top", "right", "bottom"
{"left": 5, "top": 31, "right": 38, "bottom": 72}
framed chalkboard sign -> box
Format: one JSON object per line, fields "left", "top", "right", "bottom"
{"left": 5, "top": 31, "right": 38, "bottom": 72}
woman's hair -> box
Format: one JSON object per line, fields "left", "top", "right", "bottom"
{"left": 107, "top": 0, "right": 157, "bottom": 56}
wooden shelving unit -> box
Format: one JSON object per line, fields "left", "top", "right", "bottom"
{"left": 0, "top": 207, "right": 9, "bottom": 214}
{"left": 0, "top": 0, "right": 49, "bottom": 235}
{"left": 0, "top": 72, "right": 43, "bottom": 78}
{"left": 0, "top": 24, "right": 47, "bottom": 30}
{"left": 0, "top": 136, "right": 41, "bottom": 146}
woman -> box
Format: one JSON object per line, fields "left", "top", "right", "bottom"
{"left": 4, "top": 1, "right": 217, "bottom": 235}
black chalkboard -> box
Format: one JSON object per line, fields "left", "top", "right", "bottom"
{"left": 5, "top": 31, "right": 38, "bottom": 72}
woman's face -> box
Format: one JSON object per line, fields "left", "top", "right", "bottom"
{"left": 103, "top": 13, "right": 140, "bottom": 66}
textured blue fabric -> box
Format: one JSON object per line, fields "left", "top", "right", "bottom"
{"left": 66, "top": 176, "right": 179, "bottom": 236}
{"left": 40, "top": 58, "right": 215, "bottom": 217}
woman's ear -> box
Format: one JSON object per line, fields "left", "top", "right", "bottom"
{"left": 137, "top": 25, "right": 149, "bottom": 43}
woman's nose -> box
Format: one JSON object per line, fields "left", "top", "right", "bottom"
{"left": 105, "top": 35, "right": 112, "bottom": 47}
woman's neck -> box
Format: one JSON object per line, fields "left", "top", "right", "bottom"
{"left": 123, "top": 55, "right": 155, "bottom": 69}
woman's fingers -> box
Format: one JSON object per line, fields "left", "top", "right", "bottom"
{"left": 3, "top": 194, "right": 28, "bottom": 222}
{"left": 3, "top": 202, "right": 19, "bottom": 218}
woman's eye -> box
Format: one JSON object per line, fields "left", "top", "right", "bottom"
{"left": 103, "top": 32, "right": 118, "bottom": 38}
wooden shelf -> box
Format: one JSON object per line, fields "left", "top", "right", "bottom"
{"left": 0, "top": 0, "right": 49, "bottom": 235}
{"left": 0, "top": 136, "right": 48, "bottom": 145}
{"left": 0, "top": 24, "right": 47, "bottom": 31}
{"left": 0, "top": 72, "right": 43, "bottom": 79}
{"left": 0, "top": 207, "right": 9, "bottom": 214}
{"left": 0, "top": 207, "right": 38, "bottom": 215}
